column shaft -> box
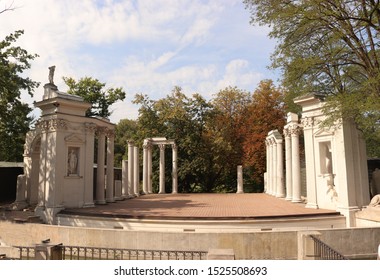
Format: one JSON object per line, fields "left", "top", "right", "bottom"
{"left": 284, "top": 130, "right": 293, "bottom": 201}
{"left": 121, "top": 160, "right": 129, "bottom": 198}
{"left": 106, "top": 133, "right": 115, "bottom": 202}
{"left": 148, "top": 146, "right": 153, "bottom": 193}
{"left": 272, "top": 140, "right": 277, "bottom": 196}
{"left": 276, "top": 138, "right": 285, "bottom": 198}
{"left": 172, "top": 144, "right": 178, "bottom": 194}
{"left": 236, "top": 165, "right": 244, "bottom": 193}
{"left": 291, "top": 127, "right": 302, "bottom": 202}
{"left": 134, "top": 146, "right": 139, "bottom": 196}
{"left": 127, "top": 141, "right": 134, "bottom": 197}
{"left": 159, "top": 144, "right": 166, "bottom": 194}
{"left": 142, "top": 143, "right": 149, "bottom": 194}
{"left": 96, "top": 131, "right": 106, "bottom": 204}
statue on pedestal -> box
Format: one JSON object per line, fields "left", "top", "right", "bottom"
{"left": 48, "top": 65, "right": 56, "bottom": 85}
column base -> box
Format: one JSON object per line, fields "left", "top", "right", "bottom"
{"left": 83, "top": 202, "right": 95, "bottom": 208}
{"left": 95, "top": 200, "right": 106, "bottom": 205}
{"left": 291, "top": 198, "right": 303, "bottom": 203}
{"left": 285, "top": 196, "right": 292, "bottom": 201}
{"left": 305, "top": 202, "right": 318, "bottom": 209}
{"left": 337, "top": 206, "right": 360, "bottom": 228}
{"left": 34, "top": 205, "right": 64, "bottom": 224}
{"left": 106, "top": 198, "right": 115, "bottom": 203}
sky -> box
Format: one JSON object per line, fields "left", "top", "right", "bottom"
{"left": 1, "top": 0, "right": 278, "bottom": 123}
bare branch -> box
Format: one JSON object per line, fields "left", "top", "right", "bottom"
{"left": 0, "top": 0, "right": 17, "bottom": 15}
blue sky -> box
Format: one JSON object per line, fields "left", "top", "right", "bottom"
{"left": 1, "top": 0, "right": 278, "bottom": 123}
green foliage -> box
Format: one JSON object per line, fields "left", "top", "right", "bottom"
{"left": 63, "top": 76, "right": 126, "bottom": 118}
{"left": 0, "top": 30, "right": 39, "bottom": 161}
{"left": 244, "top": 0, "right": 380, "bottom": 156}
{"left": 116, "top": 84, "right": 285, "bottom": 193}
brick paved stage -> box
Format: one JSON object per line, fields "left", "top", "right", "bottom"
{"left": 57, "top": 193, "right": 346, "bottom": 231}
{"left": 60, "top": 193, "right": 339, "bottom": 219}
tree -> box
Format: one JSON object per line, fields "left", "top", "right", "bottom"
{"left": 63, "top": 76, "right": 126, "bottom": 118}
{"left": 244, "top": 0, "right": 380, "bottom": 156}
{"left": 114, "top": 118, "right": 138, "bottom": 166}
{"left": 209, "top": 86, "right": 251, "bottom": 191}
{"left": 240, "top": 80, "right": 286, "bottom": 188}
{"left": 0, "top": 30, "right": 39, "bottom": 161}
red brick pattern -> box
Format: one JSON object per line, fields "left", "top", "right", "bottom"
{"left": 62, "top": 193, "right": 338, "bottom": 219}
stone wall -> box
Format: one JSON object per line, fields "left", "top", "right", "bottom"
{"left": 0, "top": 222, "right": 297, "bottom": 259}
{"left": 318, "top": 227, "right": 380, "bottom": 259}
{"left": 1, "top": 222, "right": 380, "bottom": 259}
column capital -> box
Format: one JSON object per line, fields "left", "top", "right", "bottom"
{"left": 283, "top": 127, "right": 291, "bottom": 138}
{"left": 105, "top": 128, "right": 115, "bottom": 138}
{"left": 171, "top": 143, "right": 178, "bottom": 151}
{"left": 290, "top": 125, "right": 302, "bottom": 136}
{"left": 49, "top": 118, "right": 68, "bottom": 131}
{"left": 96, "top": 126, "right": 107, "bottom": 136}
{"left": 127, "top": 140, "right": 135, "bottom": 146}
{"left": 301, "top": 117, "right": 314, "bottom": 129}
{"left": 158, "top": 144, "right": 166, "bottom": 151}
{"left": 143, "top": 142, "right": 152, "bottom": 150}
{"left": 84, "top": 122, "right": 97, "bottom": 134}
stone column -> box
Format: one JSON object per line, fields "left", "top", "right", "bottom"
{"left": 96, "top": 129, "right": 106, "bottom": 204}
{"left": 134, "top": 146, "right": 139, "bottom": 196}
{"left": 267, "top": 137, "right": 273, "bottom": 195}
{"left": 172, "top": 143, "right": 178, "bottom": 194}
{"left": 147, "top": 144, "right": 153, "bottom": 193}
{"left": 159, "top": 144, "right": 166, "bottom": 194}
{"left": 275, "top": 133, "right": 285, "bottom": 198}
{"left": 265, "top": 140, "right": 270, "bottom": 193}
{"left": 121, "top": 160, "right": 129, "bottom": 199}
{"left": 84, "top": 123, "right": 96, "bottom": 207}
{"left": 236, "top": 165, "right": 244, "bottom": 193}
{"left": 272, "top": 138, "right": 277, "bottom": 197}
{"left": 106, "top": 130, "right": 115, "bottom": 203}
{"left": 284, "top": 127, "right": 293, "bottom": 201}
{"left": 127, "top": 141, "right": 135, "bottom": 197}
{"left": 291, "top": 125, "right": 302, "bottom": 203}
{"left": 302, "top": 117, "right": 318, "bottom": 208}
{"left": 142, "top": 142, "right": 149, "bottom": 194}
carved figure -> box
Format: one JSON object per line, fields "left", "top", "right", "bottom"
{"left": 48, "top": 65, "right": 56, "bottom": 84}
{"left": 369, "top": 194, "right": 380, "bottom": 207}
{"left": 68, "top": 149, "right": 78, "bottom": 175}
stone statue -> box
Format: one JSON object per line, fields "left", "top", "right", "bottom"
{"left": 369, "top": 194, "right": 380, "bottom": 207}
{"left": 48, "top": 65, "right": 56, "bottom": 85}
{"left": 68, "top": 149, "right": 78, "bottom": 175}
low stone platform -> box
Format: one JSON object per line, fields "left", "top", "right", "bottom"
{"left": 57, "top": 194, "right": 346, "bottom": 232}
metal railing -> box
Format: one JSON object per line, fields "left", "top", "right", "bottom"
{"left": 310, "top": 235, "right": 348, "bottom": 260}
{"left": 14, "top": 245, "right": 207, "bottom": 260}
{"left": 15, "top": 246, "right": 35, "bottom": 260}
{"left": 59, "top": 245, "right": 207, "bottom": 260}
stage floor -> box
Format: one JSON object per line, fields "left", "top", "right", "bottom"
{"left": 60, "top": 193, "right": 339, "bottom": 220}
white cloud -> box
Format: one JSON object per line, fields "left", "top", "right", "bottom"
{"left": 0, "top": 0, "right": 277, "bottom": 123}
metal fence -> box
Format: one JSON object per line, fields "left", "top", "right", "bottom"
{"left": 310, "top": 235, "right": 348, "bottom": 260}
{"left": 14, "top": 245, "right": 207, "bottom": 260}
{"left": 15, "top": 246, "right": 35, "bottom": 260}
{"left": 60, "top": 245, "right": 207, "bottom": 260}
